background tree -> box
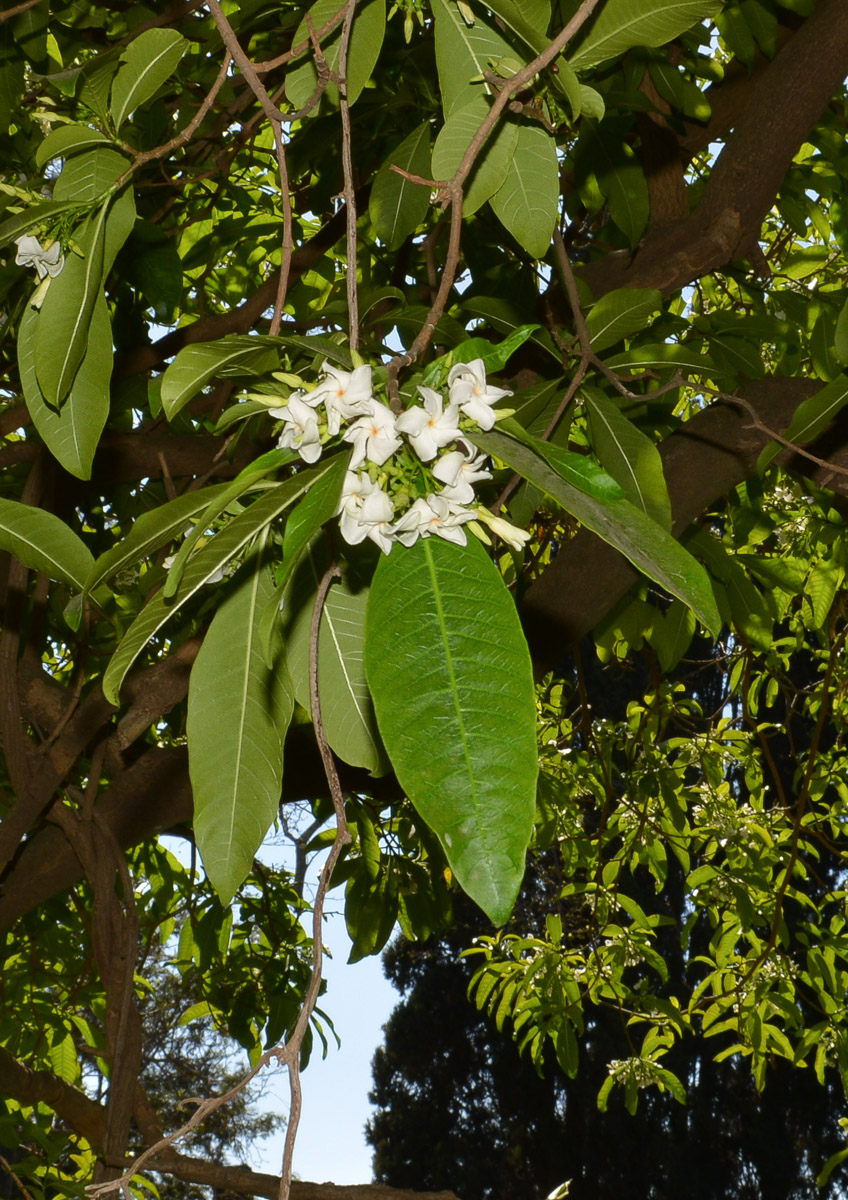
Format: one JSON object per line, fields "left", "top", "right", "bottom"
{"left": 2, "top": 0, "right": 848, "bottom": 1197}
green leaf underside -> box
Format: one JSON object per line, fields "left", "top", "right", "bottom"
{"left": 285, "top": 0, "right": 386, "bottom": 110}
{"left": 188, "top": 554, "right": 293, "bottom": 904}
{"left": 432, "top": 0, "right": 515, "bottom": 118}
{"left": 110, "top": 28, "right": 188, "bottom": 130}
{"left": 19, "top": 290, "right": 112, "bottom": 480}
{"left": 102, "top": 467, "right": 332, "bottom": 705}
{"left": 0, "top": 499, "right": 94, "bottom": 589}
{"left": 477, "top": 425, "right": 721, "bottom": 636}
{"left": 284, "top": 553, "right": 387, "bottom": 775}
{"left": 568, "top": 0, "right": 723, "bottom": 69}
{"left": 489, "top": 124, "right": 558, "bottom": 258}
{"left": 370, "top": 122, "right": 432, "bottom": 250}
{"left": 160, "top": 336, "right": 281, "bottom": 419}
{"left": 35, "top": 124, "right": 114, "bottom": 169}
{"left": 432, "top": 99, "right": 519, "bottom": 215}
{"left": 584, "top": 287, "right": 662, "bottom": 353}
{"left": 364, "top": 535, "right": 538, "bottom": 925}
{"left": 584, "top": 391, "right": 672, "bottom": 529}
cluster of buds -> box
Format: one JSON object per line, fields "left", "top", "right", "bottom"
{"left": 269, "top": 358, "right": 530, "bottom": 553}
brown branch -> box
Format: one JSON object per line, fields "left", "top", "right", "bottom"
{"left": 254, "top": 2, "right": 350, "bottom": 72}
{"left": 205, "top": 0, "right": 286, "bottom": 123}
{"left": 0, "top": 0, "right": 43, "bottom": 21}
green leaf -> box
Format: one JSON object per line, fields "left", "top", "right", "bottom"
{"left": 48, "top": 1031, "right": 79, "bottom": 1085}
{"left": 102, "top": 471, "right": 329, "bottom": 705}
{"left": 19, "top": 290, "right": 111, "bottom": 480}
{"left": 432, "top": 0, "right": 516, "bottom": 117}
{"left": 283, "top": 551, "right": 388, "bottom": 776}
{"left": 479, "top": 417, "right": 625, "bottom": 500}
{"left": 369, "top": 122, "right": 432, "bottom": 250}
{"left": 603, "top": 341, "right": 718, "bottom": 374}
{"left": 0, "top": 499, "right": 94, "bottom": 589}
{"left": 0, "top": 199, "right": 87, "bottom": 250}
{"left": 36, "top": 124, "right": 114, "bottom": 169}
{"left": 482, "top": 0, "right": 578, "bottom": 112}
{"left": 84, "top": 483, "right": 231, "bottom": 596}
{"left": 364, "top": 535, "right": 538, "bottom": 924}
{"left": 569, "top": 0, "right": 723, "bottom": 69}
{"left": 489, "top": 125, "right": 558, "bottom": 258}
{"left": 449, "top": 324, "right": 541, "bottom": 374}
{"left": 161, "top": 336, "right": 281, "bottom": 419}
{"left": 584, "top": 287, "right": 662, "bottom": 353}
{"left": 279, "top": 452, "right": 349, "bottom": 589}
{"left": 432, "top": 98, "right": 518, "bottom": 215}
{"left": 35, "top": 202, "right": 107, "bottom": 406}
{"left": 110, "top": 28, "right": 188, "bottom": 130}
{"left": 188, "top": 553, "right": 293, "bottom": 904}
{"left": 286, "top": 0, "right": 386, "bottom": 111}
{"left": 758, "top": 375, "right": 848, "bottom": 470}
{"left": 577, "top": 120, "right": 649, "bottom": 247}
{"left": 52, "top": 146, "right": 128, "bottom": 203}
{"left": 477, "top": 424, "right": 721, "bottom": 636}
{"left": 584, "top": 391, "right": 672, "bottom": 529}
{"left": 834, "top": 297, "right": 848, "bottom": 365}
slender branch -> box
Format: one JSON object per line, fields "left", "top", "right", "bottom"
{"left": 709, "top": 388, "right": 848, "bottom": 479}
{"left": 205, "top": 0, "right": 286, "bottom": 123}
{"left": 0, "top": 1155, "right": 34, "bottom": 1200}
{"left": 338, "top": 0, "right": 360, "bottom": 351}
{"left": 0, "top": 0, "right": 43, "bottom": 21}
{"left": 269, "top": 123, "right": 294, "bottom": 336}
{"left": 254, "top": 1, "right": 351, "bottom": 72}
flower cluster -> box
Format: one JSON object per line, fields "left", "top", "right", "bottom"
{"left": 269, "top": 358, "right": 528, "bottom": 553}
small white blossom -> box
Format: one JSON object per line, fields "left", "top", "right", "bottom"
{"left": 338, "top": 478, "right": 396, "bottom": 554}
{"left": 447, "top": 358, "right": 512, "bottom": 430}
{"left": 15, "top": 234, "right": 64, "bottom": 279}
{"left": 395, "top": 386, "right": 462, "bottom": 461}
{"left": 307, "top": 361, "right": 374, "bottom": 435}
{"left": 342, "top": 398, "right": 402, "bottom": 469}
{"left": 393, "top": 494, "right": 474, "bottom": 548}
{"left": 432, "top": 439, "right": 492, "bottom": 503}
{"left": 270, "top": 394, "right": 322, "bottom": 463}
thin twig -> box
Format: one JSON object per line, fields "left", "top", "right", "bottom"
{"left": 269, "top": 123, "right": 294, "bottom": 336}
{"left": 710, "top": 389, "right": 848, "bottom": 479}
{"left": 205, "top": 0, "right": 286, "bottom": 123}
{"left": 338, "top": 0, "right": 360, "bottom": 351}
{"left": 0, "top": 0, "right": 43, "bottom": 21}
{"left": 0, "top": 1155, "right": 35, "bottom": 1200}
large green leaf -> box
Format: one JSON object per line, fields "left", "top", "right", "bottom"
{"left": 110, "top": 28, "right": 187, "bottom": 130}
{"left": 364, "top": 535, "right": 538, "bottom": 925}
{"left": 160, "top": 336, "right": 281, "bottom": 419}
{"left": 369, "top": 122, "right": 432, "bottom": 250}
{"left": 584, "top": 287, "right": 662, "bottom": 353}
{"left": 283, "top": 551, "right": 388, "bottom": 776}
{"left": 578, "top": 120, "right": 650, "bottom": 248}
{"left": 758, "top": 375, "right": 848, "bottom": 471}
{"left": 102, "top": 470, "right": 329, "bottom": 705}
{"left": 432, "top": 98, "right": 518, "bottom": 215}
{"left": 0, "top": 499, "right": 94, "bottom": 589}
{"left": 568, "top": 0, "right": 723, "bottom": 69}
{"left": 35, "top": 203, "right": 107, "bottom": 407}
{"left": 477, "top": 417, "right": 625, "bottom": 500}
{"left": 35, "top": 124, "right": 114, "bottom": 170}
{"left": 489, "top": 125, "right": 558, "bottom": 258}
{"left": 432, "top": 0, "right": 515, "bottom": 118}
{"left": 603, "top": 341, "right": 718, "bottom": 374}
{"left": 52, "top": 146, "right": 128, "bottom": 203}
{"left": 584, "top": 390, "right": 672, "bottom": 529}
{"left": 188, "top": 553, "right": 293, "bottom": 904}
{"left": 477, "top": 424, "right": 721, "bottom": 636}
{"left": 19, "top": 292, "right": 111, "bottom": 480}
{"left": 286, "top": 0, "right": 386, "bottom": 111}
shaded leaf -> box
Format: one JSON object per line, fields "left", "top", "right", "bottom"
{"left": 161, "top": 336, "right": 281, "bottom": 419}
{"left": 286, "top": 0, "right": 386, "bottom": 111}
{"left": 370, "top": 122, "right": 432, "bottom": 250}
{"left": 432, "top": 98, "right": 518, "bottom": 215}
{"left": 0, "top": 498, "right": 94, "bottom": 589}
{"left": 432, "top": 0, "right": 515, "bottom": 117}
{"left": 569, "top": 0, "right": 723, "bottom": 69}
{"left": 585, "top": 287, "right": 662, "bottom": 352}
{"left": 489, "top": 125, "right": 558, "bottom": 258}
{"left": 36, "top": 124, "right": 114, "bottom": 169}
{"left": 110, "top": 28, "right": 187, "bottom": 130}
{"left": 758, "top": 375, "right": 848, "bottom": 470}
{"left": 584, "top": 390, "right": 672, "bottom": 529}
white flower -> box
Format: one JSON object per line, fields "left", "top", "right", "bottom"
{"left": 432, "top": 439, "right": 492, "bottom": 503}
{"left": 270, "top": 394, "right": 322, "bottom": 463}
{"left": 342, "top": 398, "right": 402, "bottom": 469}
{"left": 447, "top": 358, "right": 512, "bottom": 430}
{"left": 337, "top": 474, "right": 395, "bottom": 553}
{"left": 473, "top": 505, "right": 531, "bottom": 551}
{"left": 14, "top": 234, "right": 64, "bottom": 279}
{"left": 395, "top": 386, "right": 462, "bottom": 461}
{"left": 307, "top": 361, "right": 374, "bottom": 436}
{"left": 393, "top": 494, "right": 474, "bottom": 548}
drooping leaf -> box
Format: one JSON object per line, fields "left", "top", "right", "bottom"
{"left": 110, "top": 28, "right": 188, "bottom": 130}
{"left": 584, "top": 287, "right": 662, "bottom": 353}
{"left": 102, "top": 470, "right": 330, "bottom": 705}
{"left": 19, "top": 291, "right": 111, "bottom": 479}
{"left": 286, "top": 0, "right": 386, "bottom": 111}
{"left": 477, "top": 424, "right": 721, "bottom": 636}
{"left": 188, "top": 552, "right": 293, "bottom": 904}
{"left": 364, "top": 535, "right": 538, "bottom": 925}
{"left": 432, "top": 0, "right": 515, "bottom": 118}
{"left": 0, "top": 499, "right": 94, "bottom": 589}
{"left": 432, "top": 98, "right": 519, "bottom": 215}
{"left": 160, "top": 336, "right": 281, "bottom": 419}
{"left": 569, "top": 0, "right": 723, "bottom": 69}
{"left": 35, "top": 202, "right": 107, "bottom": 406}
{"left": 370, "top": 122, "right": 432, "bottom": 250}
{"left": 279, "top": 452, "right": 349, "bottom": 589}
{"left": 283, "top": 550, "right": 388, "bottom": 776}
{"left": 584, "top": 390, "right": 672, "bottom": 529}
{"left": 489, "top": 125, "right": 558, "bottom": 258}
